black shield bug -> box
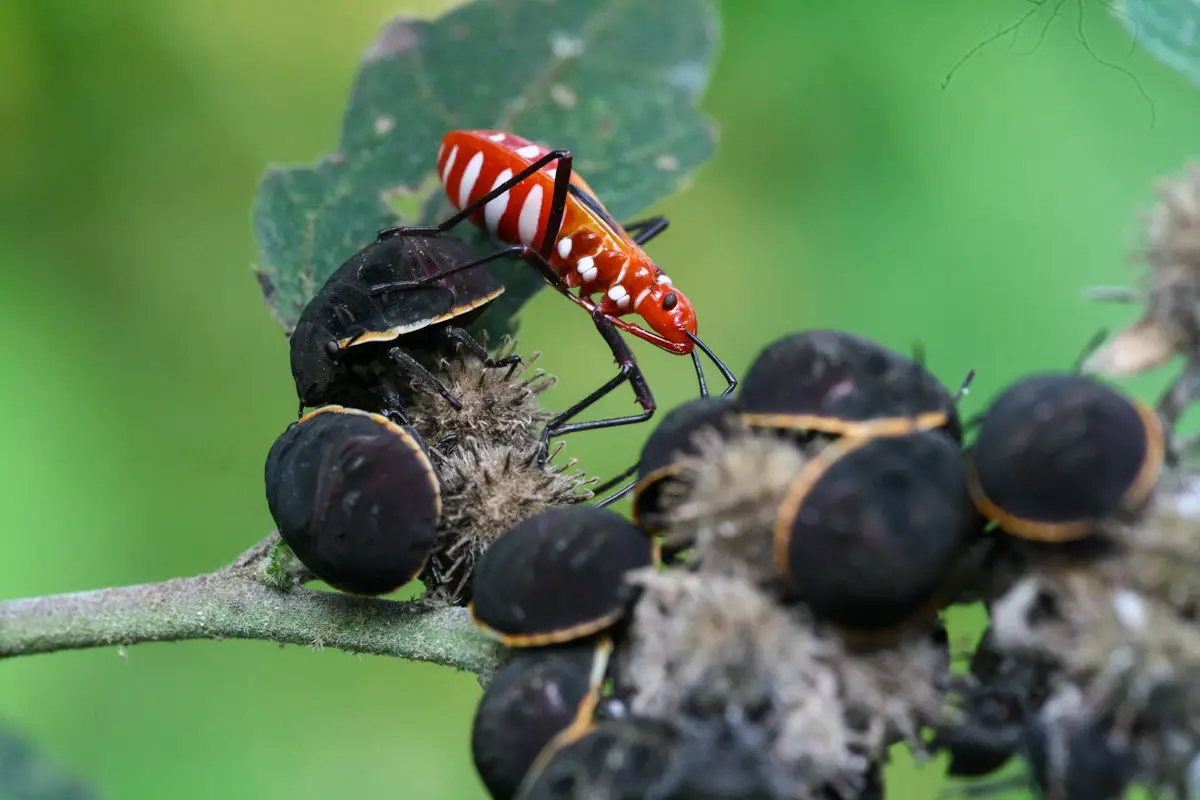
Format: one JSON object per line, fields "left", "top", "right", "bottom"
{"left": 772, "top": 431, "right": 980, "bottom": 634}
{"left": 289, "top": 230, "right": 519, "bottom": 415}
{"left": 965, "top": 372, "right": 1164, "bottom": 544}
{"left": 471, "top": 638, "right": 612, "bottom": 800}
{"left": 738, "top": 329, "right": 969, "bottom": 444}
{"left": 263, "top": 404, "right": 440, "bottom": 595}
{"left": 469, "top": 506, "right": 659, "bottom": 647}
{"left": 630, "top": 394, "right": 738, "bottom": 534}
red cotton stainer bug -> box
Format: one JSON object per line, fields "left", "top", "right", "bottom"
{"left": 374, "top": 130, "right": 737, "bottom": 501}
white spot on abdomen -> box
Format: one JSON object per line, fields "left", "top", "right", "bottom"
{"left": 441, "top": 145, "right": 459, "bottom": 198}
{"left": 516, "top": 144, "right": 541, "bottom": 160}
{"left": 484, "top": 168, "right": 513, "bottom": 236}
{"left": 518, "top": 184, "right": 544, "bottom": 246}
{"left": 576, "top": 256, "right": 597, "bottom": 283}
{"left": 487, "top": 132, "right": 506, "bottom": 142}
{"left": 608, "top": 284, "right": 630, "bottom": 309}
{"left": 557, "top": 237, "right": 573, "bottom": 258}
{"left": 436, "top": 142, "right": 445, "bottom": 163}
{"left": 458, "top": 151, "right": 485, "bottom": 209}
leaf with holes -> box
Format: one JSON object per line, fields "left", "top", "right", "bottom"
{"left": 0, "top": 725, "right": 94, "bottom": 800}
{"left": 1116, "top": 0, "right": 1200, "bottom": 87}
{"left": 252, "top": 0, "right": 720, "bottom": 339}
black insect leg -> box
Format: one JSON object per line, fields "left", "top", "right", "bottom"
{"left": 387, "top": 347, "right": 463, "bottom": 411}
{"left": 623, "top": 216, "right": 670, "bottom": 246}
{"left": 441, "top": 325, "right": 521, "bottom": 370}
{"left": 538, "top": 312, "right": 656, "bottom": 467}
{"left": 377, "top": 148, "right": 575, "bottom": 257}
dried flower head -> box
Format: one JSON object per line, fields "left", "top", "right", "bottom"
{"left": 618, "top": 568, "right": 865, "bottom": 797}
{"left": 423, "top": 438, "right": 595, "bottom": 603}
{"left": 1086, "top": 162, "right": 1200, "bottom": 380}
{"left": 664, "top": 429, "right": 810, "bottom": 583}
{"left": 407, "top": 338, "right": 556, "bottom": 449}
{"left": 988, "top": 563, "right": 1200, "bottom": 796}
{"left": 1098, "top": 469, "right": 1200, "bottom": 618}
{"left": 836, "top": 628, "right": 950, "bottom": 756}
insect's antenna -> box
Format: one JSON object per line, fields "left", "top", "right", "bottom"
{"left": 691, "top": 349, "right": 709, "bottom": 397}
{"left": 1074, "top": 328, "right": 1110, "bottom": 372}
{"left": 686, "top": 331, "right": 738, "bottom": 397}
{"left": 954, "top": 369, "right": 977, "bottom": 402}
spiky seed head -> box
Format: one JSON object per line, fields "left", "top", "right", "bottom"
{"left": 1086, "top": 162, "right": 1200, "bottom": 376}
{"left": 424, "top": 437, "right": 595, "bottom": 603}
{"left": 665, "top": 429, "right": 810, "bottom": 584}
{"left": 408, "top": 339, "right": 556, "bottom": 450}
{"left": 620, "top": 568, "right": 865, "bottom": 795}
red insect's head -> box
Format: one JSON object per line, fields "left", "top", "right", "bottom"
{"left": 641, "top": 280, "right": 697, "bottom": 352}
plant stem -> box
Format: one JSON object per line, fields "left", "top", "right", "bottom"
{"left": 0, "top": 534, "right": 503, "bottom": 681}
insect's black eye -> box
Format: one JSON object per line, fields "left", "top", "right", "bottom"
{"left": 324, "top": 340, "right": 341, "bottom": 357}
{"left": 662, "top": 293, "right": 678, "bottom": 311}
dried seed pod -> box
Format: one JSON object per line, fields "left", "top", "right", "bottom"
{"left": 966, "top": 372, "right": 1164, "bottom": 543}
{"left": 408, "top": 343, "right": 556, "bottom": 450}
{"left": 738, "top": 329, "right": 963, "bottom": 443}
{"left": 471, "top": 638, "right": 611, "bottom": 800}
{"left": 263, "top": 405, "right": 439, "bottom": 595}
{"left": 424, "top": 438, "right": 594, "bottom": 604}
{"left": 1085, "top": 162, "right": 1200, "bottom": 378}
{"left": 630, "top": 394, "right": 738, "bottom": 533}
{"left": 618, "top": 569, "right": 863, "bottom": 795}
{"left": 774, "top": 431, "right": 978, "bottom": 632}
{"left": 664, "top": 429, "right": 809, "bottom": 580}
{"left": 470, "top": 506, "right": 658, "bottom": 646}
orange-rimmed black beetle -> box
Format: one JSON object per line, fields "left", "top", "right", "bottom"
{"left": 772, "top": 431, "right": 978, "bottom": 633}
{"left": 469, "top": 506, "right": 658, "bottom": 647}
{"left": 471, "top": 637, "right": 612, "bottom": 800}
{"left": 738, "top": 329, "right": 970, "bottom": 443}
{"left": 965, "top": 372, "right": 1164, "bottom": 543}
{"left": 263, "top": 404, "right": 440, "bottom": 596}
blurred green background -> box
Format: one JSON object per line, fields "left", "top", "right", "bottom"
{"left": 1, "top": 1, "right": 1196, "bottom": 797}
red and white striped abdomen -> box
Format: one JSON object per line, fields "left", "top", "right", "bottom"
{"left": 436, "top": 129, "right": 674, "bottom": 320}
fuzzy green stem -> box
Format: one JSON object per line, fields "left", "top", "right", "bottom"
{"left": 0, "top": 534, "right": 502, "bottom": 680}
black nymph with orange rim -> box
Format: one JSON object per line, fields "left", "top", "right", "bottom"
{"left": 263, "top": 404, "right": 440, "bottom": 596}
{"left": 471, "top": 638, "right": 612, "bottom": 800}
{"left": 737, "top": 329, "right": 965, "bottom": 443}
{"left": 964, "top": 372, "right": 1164, "bottom": 543}
{"left": 289, "top": 230, "right": 517, "bottom": 415}
{"left": 469, "top": 506, "right": 659, "bottom": 647}
{"left": 772, "top": 431, "right": 979, "bottom": 633}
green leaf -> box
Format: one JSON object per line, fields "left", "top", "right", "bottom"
{"left": 1115, "top": 0, "right": 1200, "bottom": 87}
{"left": 252, "top": 0, "right": 720, "bottom": 339}
{"left": 0, "top": 725, "right": 94, "bottom": 800}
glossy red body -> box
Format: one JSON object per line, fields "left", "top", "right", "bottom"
{"left": 436, "top": 129, "right": 696, "bottom": 354}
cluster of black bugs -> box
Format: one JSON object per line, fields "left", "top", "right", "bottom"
{"left": 260, "top": 157, "right": 1200, "bottom": 799}
{"left": 264, "top": 226, "right": 635, "bottom": 605}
